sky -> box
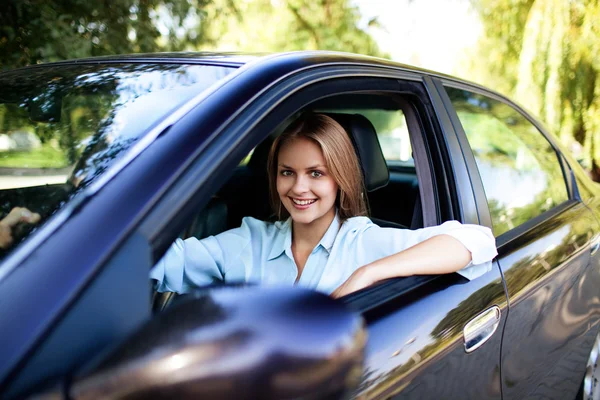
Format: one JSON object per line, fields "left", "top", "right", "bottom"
{"left": 354, "top": 0, "right": 483, "bottom": 76}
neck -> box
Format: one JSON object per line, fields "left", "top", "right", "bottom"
{"left": 291, "top": 209, "right": 336, "bottom": 249}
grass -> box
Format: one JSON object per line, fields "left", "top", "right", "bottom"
{"left": 0, "top": 144, "right": 69, "bottom": 169}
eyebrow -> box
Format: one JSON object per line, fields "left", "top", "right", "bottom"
{"left": 278, "top": 164, "right": 326, "bottom": 170}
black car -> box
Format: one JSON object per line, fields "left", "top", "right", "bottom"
{"left": 0, "top": 51, "right": 598, "bottom": 400}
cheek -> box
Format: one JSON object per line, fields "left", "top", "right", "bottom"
{"left": 318, "top": 179, "right": 338, "bottom": 199}
{"left": 276, "top": 176, "right": 287, "bottom": 196}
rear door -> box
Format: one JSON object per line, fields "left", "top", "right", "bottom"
{"left": 438, "top": 80, "right": 600, "bottom": 399}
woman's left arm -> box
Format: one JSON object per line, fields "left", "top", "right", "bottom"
{"left": 331, "top": 222, "right": 497, "bottom": 298}
{"left": 331, "top": 235, "right": 471, "bottom": 298}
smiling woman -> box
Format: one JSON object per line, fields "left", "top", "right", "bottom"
{"left": 270, "top": 114, "right": 364, "bottom": 280}
{"left": 150, "top": 112, "right": 498, "bottom": 297}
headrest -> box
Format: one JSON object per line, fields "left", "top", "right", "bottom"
{"left": 324, "top": 113, "right": 389, "bottom": 192}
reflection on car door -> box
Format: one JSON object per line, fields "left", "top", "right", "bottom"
{"left": 444, "top": 85, "right": 600, "bottom": 399}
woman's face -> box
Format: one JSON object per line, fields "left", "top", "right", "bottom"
{"left": 276, "top": 137, "right": 338, "bottom": 226}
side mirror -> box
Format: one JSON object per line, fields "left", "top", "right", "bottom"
{"left": 67, "top": 287, "right": 366, "bottom": 399}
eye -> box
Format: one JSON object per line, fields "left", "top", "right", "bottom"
{"left": 310, "top": 170, "right": 323, "bottom": 178}
{"left": 280, "top": 170, "right": 293, "bottom": 176}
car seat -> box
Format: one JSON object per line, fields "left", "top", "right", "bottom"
{"left": 323, "top": 113, "right": 409, "bottom": 229}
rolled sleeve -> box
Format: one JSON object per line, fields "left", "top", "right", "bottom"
{"left": 441, "top": 223, "right": 497, "bottom": 265}
{"left": 424, "top": 221, "right": 497, "bottom": 280}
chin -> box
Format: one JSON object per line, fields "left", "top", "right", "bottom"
{"left": 290, "top": 213, "right": 318, "bottom": 225}
{"left": 290, "top": 209, "right": 332, "bottom": 226}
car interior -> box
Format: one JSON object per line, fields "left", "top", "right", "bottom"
{"left": 153, "top": 93, "right": 425, "bottom": 311}
{"left": 190, "top": 95, "right": 420, "bottom": 233}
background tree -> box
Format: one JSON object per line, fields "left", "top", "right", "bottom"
{"left": 0, "top": 0, "right": 383, "bottom": 70}
{"left": 196, "top": 0, "right": 384, "bottom": 56}
{"left": 465, "top": 0, "right": 600, "bottom": 180}
{"left": 0, "top": 0, "right": 216, "bottom": 68}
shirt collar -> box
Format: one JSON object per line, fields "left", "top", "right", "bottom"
{"left": 267, "top": 218, "right": 292, "bottom": 261}
{"left": 267, "top": 213, "right": 340, "bottom": 261}
{"left": 318, "top": 212, "right": 340, "bottom": 253}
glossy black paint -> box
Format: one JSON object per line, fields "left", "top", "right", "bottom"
{"left": 438, "top": 77, "right": 600, "bottom": 399}
{"left": 67, "top": 287, "right": 366, "bottom": 399}
{"left": 357, "top": 269, "right": 507, "bottom": 399}
{"left": 498, "top": 203, "right": 600, "bottom": 399}
{"left": 0, "top": 52, "right": 598, "bottom": 399}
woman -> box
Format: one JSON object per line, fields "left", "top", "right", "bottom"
{"left": 150, "top": 113, "right": 497, "bottom": 298}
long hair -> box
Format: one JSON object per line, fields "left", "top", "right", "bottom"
{"left": 267, "top": 113, "right": 368, "bottom": 221}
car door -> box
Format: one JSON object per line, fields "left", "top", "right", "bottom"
{"left": 438, "top": 80, "right": 600, "bottom": 399}
{"left": 135, "top": 62, "right": 508, "bottom": 399}
{"left": 130, "top": 65, "right": 510, "bottom": 400}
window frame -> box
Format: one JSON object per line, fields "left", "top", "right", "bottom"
{"left": 139, "top": 68, "right": 453, "bottom": 312}
{"left": 313, "top": 95, "right": 435, "bottom": 229}
{"left": 437, "top": 78, "right": 578, "bottom": 249}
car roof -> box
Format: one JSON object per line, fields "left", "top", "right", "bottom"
{"left": 3, "top": 50, "right": 505, "bottom": 97}
{"left": 11, "top": 50, "right": 476, "bottom": 87}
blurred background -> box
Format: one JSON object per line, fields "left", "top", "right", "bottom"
{"left": 0, "top": 0, "right": 599, "bottom": 180}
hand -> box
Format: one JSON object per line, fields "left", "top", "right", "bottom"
{"left": 0, "top": 207, "right": 41, "bottom": 249}
{"left": 330, "top": 266, "right": 375, "bottom": 299}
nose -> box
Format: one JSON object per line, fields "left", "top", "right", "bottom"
{"left": 291, "top": 174, "right": 309, "bottom": 194}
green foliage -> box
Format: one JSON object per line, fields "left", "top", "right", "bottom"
{"left": 194, "top": 0, "right": 385, "bottom": 56}
{"left": 0, "top": 0, "right": 220, "bottom": 68}
{"left": 466, "top": 0, "right": 600, "bottom": 180}
{"left": 0, "top": 0, "right": 383, "bottom": 70}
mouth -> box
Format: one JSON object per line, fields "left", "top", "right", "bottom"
{"left": 289, "top": 197, "right": 317, "bottom": 209}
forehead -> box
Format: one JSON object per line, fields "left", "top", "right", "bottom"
{"left": 278, "top": 137, "right": 326, "bottom": 165}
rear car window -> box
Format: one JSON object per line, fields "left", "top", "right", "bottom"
{"left": 317, "top": 108, "right": 414, "bottom": 167}
{"left": 0, "top": 63, "right": 233, "bottom": 258}
{"left": 445, "top": 87, "right": 568, "bottom": 236}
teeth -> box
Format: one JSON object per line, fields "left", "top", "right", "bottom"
{"left": 292, "top": 198, "right": 316, "bottom": 205}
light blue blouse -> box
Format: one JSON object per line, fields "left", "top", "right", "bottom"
{"left": 150, "top": 214, "right": 497, "bottom": 295}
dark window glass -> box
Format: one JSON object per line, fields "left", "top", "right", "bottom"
{"left": 445, "top": 87, "right": 568, "bottom": 236}
{"left": 0, "top": 63, "right": 233, "bottom": 258}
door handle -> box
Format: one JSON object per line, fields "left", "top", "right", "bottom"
{"left": 591, "top": 234, "right": 600, "bottom": 255}
{"left": 463, "top": 306, "right": 501, "bottom": 353}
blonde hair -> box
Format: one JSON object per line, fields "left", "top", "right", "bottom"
{"left": 267, "top": 113, "right": 368, "bottom": 221}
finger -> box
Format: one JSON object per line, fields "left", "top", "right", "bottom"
{"left": 1, "top": 208, "right": 26, "bottom": 227}
{"left": 22, "top": 211, "right": 41, "bottom": 224}
{"left": 331, "top": 286, "right": 344, "bottom": 299}
{"left": 1, "top": 208, "right": 40, "bottom": 227}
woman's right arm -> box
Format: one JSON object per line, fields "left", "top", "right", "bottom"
{"left": 150, "top": 236, "right": 228, "bottom": 293}
{"left": 149, "top": 217, "right": 261, "bottom": 293}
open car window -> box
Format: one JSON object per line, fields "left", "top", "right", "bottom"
{"left": 0, "top": 63, "right": 233, "bottom": 259}
{"left": 151, "top": 91, "right": 428, "bottom": 310}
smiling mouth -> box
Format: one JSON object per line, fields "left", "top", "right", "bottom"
{"left": 291, "top": 198, "right": 317, "bottom": 206}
